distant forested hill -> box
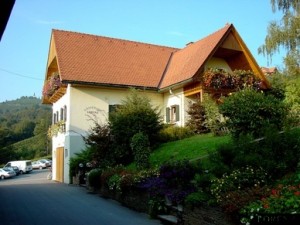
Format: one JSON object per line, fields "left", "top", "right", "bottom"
{"left": 0, "top": 96, "right": 52, "bottom": 164}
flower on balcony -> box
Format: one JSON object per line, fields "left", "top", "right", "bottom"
{"left": 42, "top": 72, "right": 62, "bottom": 98}
{"left": 202, "top": 68, "right": 262, "bottom": 90}
{"left": 47, "top": 120, "right": 65, "bottom": 138}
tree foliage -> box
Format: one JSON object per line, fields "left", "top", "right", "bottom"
{"left": 259, "top": 0, "right": 299, "bottom": 76}
{"left": 284, "top": 76, "right": 300, "bottom": 125}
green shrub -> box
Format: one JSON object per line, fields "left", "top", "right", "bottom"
{"left": 88, "top": 168, "right": 102, "bottom": 189}
{"left": 186, "top": 100, "right": 209, "bottom": 134}
{"left": 108, "top": 174, "right": 122, "bottom": 191}
{"left": 220, "top": 88, "right": 288, "bottom": 138}
{"left": 185, "top": 191, "right": 211, "bottom": 207}
{"left": 109, "top": 89, "right": 162, "bottom": 165}
{"left": 158, "top": 125, "right": 193, "bottom": 142}
{"left": 130, "top": 132, "right": 150, "bottom": 169}
{"left": 69, "top": 148, "right": 92, "bottom": 181}
{"left": 84, "top": 123, "right": 114, "bottom": 168}
{"left": 211, "top": 128, "right": 300, "bottom": 179}
{"left": 202, "top": 94, "right": 229, "bottom": 136}
{"left": 100, "top": 165, "right": 125, "bottom": 187}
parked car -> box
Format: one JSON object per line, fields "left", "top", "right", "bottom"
{"left": 0, "top": 168, "right": 16, "bottom": 179}
{"left": 4, "top": 160, "right": 32, "bottom": 174}
{"left": 32, "top": 161, "right": 47, "bottom": 170}
{"left": 39, "top": 159, "right": 51, "bottom": 167}
{"left": 3, "top": 166, "right": 20, "bottom": 175}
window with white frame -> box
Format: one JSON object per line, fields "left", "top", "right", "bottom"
{"left": 166, "top": 105, "right": 179, "bottom": 123}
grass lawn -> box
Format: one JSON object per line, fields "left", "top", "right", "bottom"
{"left": 150, "top": 133, "right": 231, "bottom": 167}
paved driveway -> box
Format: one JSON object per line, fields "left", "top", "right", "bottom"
{"left": 0, "top": 170, "right": 162, "bottom": 225}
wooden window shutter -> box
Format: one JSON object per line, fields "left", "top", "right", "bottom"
{"left": 109, "top": 105, "right": 114, "bottom": 114}
{"left": 175, "top": 105, "right": 180, "bottom": 121}
{"left": 166, "top": 107, "right": 170, "bottom": 122}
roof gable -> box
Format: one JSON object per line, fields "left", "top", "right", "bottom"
{"left": 159, "top": 24, "right": 232, "bottom": 89}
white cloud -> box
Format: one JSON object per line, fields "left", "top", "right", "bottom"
{"left": 35, "top": 20, "right": 64, "bottom": 25}
{"left": 166, "top": 31, "right": 186, "bottom": 37}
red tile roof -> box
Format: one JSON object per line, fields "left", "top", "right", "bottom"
{"left": 53, "top": 30, "right": 178, "bottom": 89}
{"left": 49, "top": 23, "right": 261, "bottom": 91}
{"left": 261, "top": 67, "right": 277, "bottom": 75}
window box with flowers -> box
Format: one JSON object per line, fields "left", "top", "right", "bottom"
{"left": 202, "top": 68, "right": 262, "bottom": 90}
{"left": 47, "top": 120, "right": 65, "bottom": 138}
{"left": 42, "top": 72, "right": 64, "bottom": 99}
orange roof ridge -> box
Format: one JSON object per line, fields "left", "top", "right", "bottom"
{"left": 52, "top": 29, "right": 179, "bottom": 51}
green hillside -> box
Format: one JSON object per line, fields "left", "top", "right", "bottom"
{"left": 0, "top": 96, "right": 52, "bottom": 164}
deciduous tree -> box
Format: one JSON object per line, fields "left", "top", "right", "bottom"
{"left": 259, "top": 0, "right": 299, "bottom": 76}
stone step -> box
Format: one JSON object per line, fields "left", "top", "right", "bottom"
{"left": 157, "top": 214, "right": 178, "bottom": 224}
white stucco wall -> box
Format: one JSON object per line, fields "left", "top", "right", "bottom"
{"left": 51, "top": 85, "right": 164, "bottom": 183}
{"left": 205, "top": 57, "right": 233, "bottom": 73}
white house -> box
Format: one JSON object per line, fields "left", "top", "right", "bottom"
{"left": 42, "top": 24, "right": 269, "bottom": 183}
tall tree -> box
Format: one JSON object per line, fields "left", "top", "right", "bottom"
{"left": 259, "top": 0, "right": 300, "bottom": 76}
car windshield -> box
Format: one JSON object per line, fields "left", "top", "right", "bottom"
{"left": 3, "top": 168, "right": 11, "bottom": 172}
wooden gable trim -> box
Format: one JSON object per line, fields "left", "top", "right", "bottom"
{"left": 48, "top": 87, "right": 67, "bottom": 103}
{"left": 190, "top": 25, "right": 234, "bottom": 84}
{"left": 231, "top": 29, "right": 270, "bottom": 88}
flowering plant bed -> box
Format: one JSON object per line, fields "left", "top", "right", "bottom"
{"left": 240, "top": 171, "right": 300, "bottom": 224}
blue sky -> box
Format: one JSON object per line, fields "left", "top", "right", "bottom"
{"left": 0, "top": 0, "right": 284, "bottom": 103}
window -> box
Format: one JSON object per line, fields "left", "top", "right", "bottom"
{"left": 64, "top": 105, "right": 67, "bottom": 121}
{"left": 60, "top": 108, "right": 64, "bottom": 121}
{"left": 108, "top": 104, "right": 121, "bottom": 119}
{"left": 53, "top": 114, "right": 57, "bottom": 124}
{"left": 56, "top": 111, "right": 59, "bottom": 123}
{"left": 53, "top": 111, "right": 59, "bottom": 124}
{"left": 166, "top": 105, "right": 179, "bottom": 123}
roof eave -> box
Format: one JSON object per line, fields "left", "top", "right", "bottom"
{"left": 63, "top": 80, "right": 159, "bottom": 91}
{"left": 158, "top": 78, "right": 194, "bottom": 93}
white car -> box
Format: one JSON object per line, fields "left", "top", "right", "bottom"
{"left": 32, "top": 161, "right": 47, "bottom": 170}
{"left": 4, "top": 160, "right": 32, "bottom": 174}
{"left": 0, "top": 168, "right": 16, "bottom": 179}
{"left": 39, "top": 159, "right": 51, "bottom": 167}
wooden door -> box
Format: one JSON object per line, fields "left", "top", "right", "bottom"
{"left": 56, "top": 147, "right": 64, "bottom": 182}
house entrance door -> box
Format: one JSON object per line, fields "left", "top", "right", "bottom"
{"left": 56, "top": 147, "right": 64, "bottom": 182}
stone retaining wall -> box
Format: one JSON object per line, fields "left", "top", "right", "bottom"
{"left": 183, "top": 205, "right": 237, "bottom": 225}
